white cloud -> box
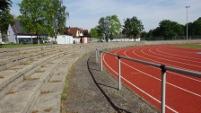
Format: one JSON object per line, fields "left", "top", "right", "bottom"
{"left": 10, "top": 0, "right": 201, "bottom": 31}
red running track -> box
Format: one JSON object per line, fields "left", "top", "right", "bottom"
{"left": 103, "top": 44, "right": 201, "bottom": 113}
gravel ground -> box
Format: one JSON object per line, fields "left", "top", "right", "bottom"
{"left": 63, "top": 52, "right": 159, "bottom": 113}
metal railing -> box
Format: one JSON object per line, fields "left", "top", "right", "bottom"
{"left": 96, "top": 49, "right": 201, "bottom": 113}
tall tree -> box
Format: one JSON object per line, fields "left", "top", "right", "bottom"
{"left": 123, "top": 16, "right": 144, "bottom": 38}
{"left": 0, "top": 9, "right": 14, "bottom": 34}
{"left": 0, "top": 0, "right": 14, "bottom": 40}
{"left": 159, "top": 20, "right": 184, "bottom": 40}
{"left": 192, "top": 17, "right": 201, "bottom": 36}
{"left": 97, "top": 15, "right": 121, "bottom": 42}
{"left": 0, "top": 0, "right": 12, "bottom": 11}
{"left": 19, "top": 0, "right": 55, "bottom": 43}
{"left": 18, "top": 0, "right": 68, "bottom": 43}
{"left": 51, "top": 0, "right": 69, "bottom": 40}
{"left": 90, "top": 27, "right": 101, "bottom": 38}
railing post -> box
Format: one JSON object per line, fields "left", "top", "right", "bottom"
{"left": 161, "top": 65, "right": 166, "bottom": 113}
{"left": 118, "top": 55, "right": 121, "bottom": 90}
{"left": 101, "top": 52, "right": 103, "bottom": 71}
{"left": 96, "top": 49, "right": 98, "bottom": 63}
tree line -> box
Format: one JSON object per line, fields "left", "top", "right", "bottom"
{"left": 90, "top": 15, "right": 201, "bottom": 41}
{"left": 142, "top": 17, "right": 201, "bottom": 40}
{"left": 90, "top": 15, "right": 144, "bottom": 42}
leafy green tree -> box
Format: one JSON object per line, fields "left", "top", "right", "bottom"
{"left": 51, "top": 0, "right": 69, "bottom": 40}
{"left": 18, "top": 0, "right": 68, "bottom": 43}
{"left": 141, "top": 31, "right": 148, "bottom": 38}
{"left": 159, "top": 20, "right": 184, "bottom": 40}
{"left": 0, "top": 0, "right": 12, "bottom": 11}
{"left": 110, "top": 15, "right": 121, "bottom": 38}
{"left": 19, "top": 0, "right": 55, "bottom": 43}
{"left": 192, "top": 17, "right": 201, "bottom": 36}
{"left": 90, "top": 27, "right": 101, "bottom": 38}
{"left": 0, "top": 9, "right": 14, "bottom": 34}
{"left": 97, "top": 15, "right": 121, "bottom": 42}
{"left": 122, "top": 16, "right": 144, "bottom": 38}
{"left": 0, "top": 0, "right": 13, "bottom": 42}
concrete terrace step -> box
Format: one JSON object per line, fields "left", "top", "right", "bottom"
{"left": 0, "top": 47, "right": 71, "bottom": 99}
{"left": 31, "top": 55, "right": 80, "bottom": 113}
{"left": 0, "top": 52, "right": 70, "bottom": 113}
{"left": 0, "top": 46, "right": 63, "bottom": 71}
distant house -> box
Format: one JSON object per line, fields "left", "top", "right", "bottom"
{"left": 64, "top": 27, "right": 90, "bottom": 44}
{"left": 7, "top": 20, "right": 48, "bottom": 44}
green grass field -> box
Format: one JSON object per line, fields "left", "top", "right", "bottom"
{"left": 0, "top": 44, "right": 51, "bottom": 48}
{"left": 178, "top": 44, "right": 201, "bottom": 49}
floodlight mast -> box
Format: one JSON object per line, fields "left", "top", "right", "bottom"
{"left": 185, "top": 6, "right": 190, "bottom": 40}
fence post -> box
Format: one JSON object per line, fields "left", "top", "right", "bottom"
{"left": 161, "top": 65, "right": 166, "bottom": 113}
{"left": 118, "top": 55, "right": 121, "bottom": 90}
{"left": 96, "top": 49, "right": 98, "bottom": 63}
{"left": 101, "top": 52, "right": 103, "bottom": 71}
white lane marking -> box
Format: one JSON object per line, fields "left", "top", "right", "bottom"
{"left": 126, "top": 48, "right": 201, "bottom": 83}
{"left": 149, "top": 47, "right": 201, "bottom": 64}
{"left": 103, "top": 54, "right": 179, "bottom": 113}
{"left": 156, "top": 47, "right": 201, "bottom": 60}
{"left": 140, "top": 48, "right": 201, "bottom": 68}
{"left": 121, "top": 59, "right": 201, "bottom": 98}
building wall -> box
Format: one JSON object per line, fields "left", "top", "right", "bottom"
{"left": 57, "top": 35, "right": 73, "bottom": 44}
{"left": 7, "top": 24, "right": 17, "bottom": 43}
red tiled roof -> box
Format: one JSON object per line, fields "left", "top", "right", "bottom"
{"left": 64, "top": 27, "right": 89, "bottom": 37}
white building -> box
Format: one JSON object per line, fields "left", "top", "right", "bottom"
{"left": 0, "top": 31, "right": 2, "bottom": 43}
{"left": 57, "top": 35, "right": 73, "bottom": 44}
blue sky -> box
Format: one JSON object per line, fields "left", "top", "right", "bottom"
{"left": 11, "top": 0, "right": 201, "bottom": 31}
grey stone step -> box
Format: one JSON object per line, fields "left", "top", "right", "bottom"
{"left": 0, "top": 53, "right": 69, "bottom": 113}
{"left": 31, "top": 54, "right": 81, "bottom": 113}
{"left": 0, "top": 49, "right": 69, "bottom": 100}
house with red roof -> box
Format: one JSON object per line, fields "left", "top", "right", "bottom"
{"left": 64, "top": 27, "right": 90, "bottom": 44}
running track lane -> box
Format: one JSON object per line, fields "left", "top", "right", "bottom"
{"left": 103, "top": 45, "right": 201, "bottom": 113}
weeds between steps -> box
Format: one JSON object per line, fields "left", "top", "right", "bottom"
{"left": 60, "top": 61, "right": 77, "bottom": 113}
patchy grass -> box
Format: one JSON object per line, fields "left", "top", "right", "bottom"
{"left": 9, "top": 67, "right": 22, "bottom": 70}
{"left": 61, "top": 93, "right": 67, "bottom": 100}
{"left": 177, "top": 44, "right": 201, "bottom": 49}
{"left": 23, "top": 76, "right": 39, "bottom": 81}
{"left": 7, "top": 89, "right": 18, "bottom": 95}
{"left": 41, "top": 65, "right": 46, "bottom": 68}
{"left": 32, "top": 110, "right": 39, "bottom": 113}
{"left": 0, "top": 75, "right": 4, "bottom": 79}
{"left": 44, "top": 107, "right": 52, "bottom": 112}
{"left": 48, "top": 62, "right": 54, "bottom": 64}
{"left": 20, "top": 62, "right": 30, "bottom": 65}
{"left": 35, "top": 69, "right": 45, "bottom": 73}
{"left": 41, "top": 90, "right": 53, "bottom": 95}
{"left": 50, "top": 80, "right": 62, "bottom": 83}
{"left": 0, "top": 44, "right": 49, "bottom": 48}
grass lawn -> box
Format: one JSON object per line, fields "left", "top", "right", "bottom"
{"left": 177, "top": 44, "right": 201, "bottom": 49}
{"left": 0, "top": 44, "right": 52, "bottom": 48}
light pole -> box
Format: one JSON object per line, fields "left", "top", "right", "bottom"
{"left": 185, "top": 6, "right": 190, "bottom": 40}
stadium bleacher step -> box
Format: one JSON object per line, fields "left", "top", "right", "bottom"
{"left": 0, "top": 51, "right": 69, "bottom": 113}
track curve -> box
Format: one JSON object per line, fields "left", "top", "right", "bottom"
{"left": 103, "top": 45, "right": 201, "bottom": 113}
